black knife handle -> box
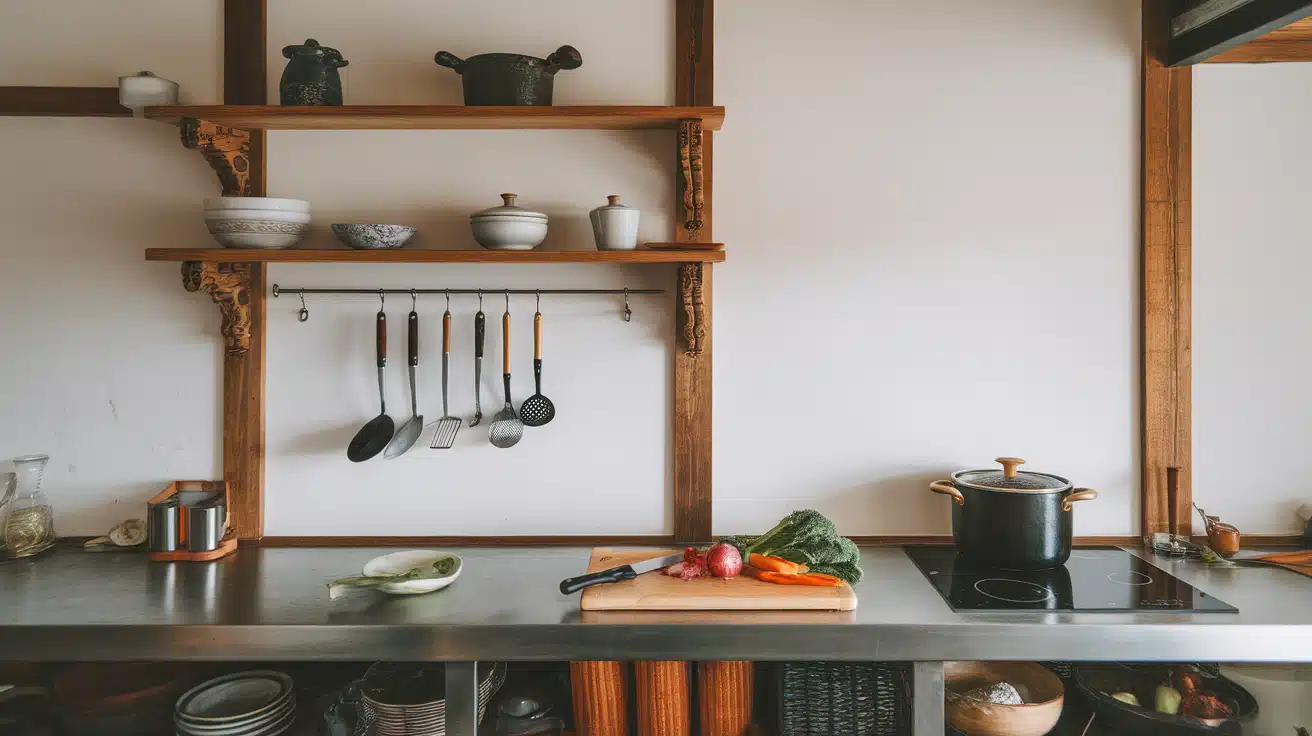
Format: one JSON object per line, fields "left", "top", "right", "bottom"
{"left": 559, "top": 565, "right": 637, "bottom": 595}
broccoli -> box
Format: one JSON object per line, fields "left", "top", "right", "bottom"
{"left": 729, "top": 509, "right": 863, "bottom": 584}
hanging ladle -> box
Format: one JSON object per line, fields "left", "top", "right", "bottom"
{"left": 348, "top": 291, "right": 396, "bottom": 462}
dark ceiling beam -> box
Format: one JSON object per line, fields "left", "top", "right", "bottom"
{"left": 1169, "top": 0, "right": 1312, "bottom": 65}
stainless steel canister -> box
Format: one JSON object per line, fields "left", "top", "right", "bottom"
{"left": 148, "top": 499, "right": 179, "bottom": 552}
{"left": 186, "top": 503, "right": 224, "bottom": 552}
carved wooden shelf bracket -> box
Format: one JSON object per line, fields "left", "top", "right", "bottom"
{"left": 180, "top": 117, "right": 252, "bottom": 196}
{"left": 678, "top": 119, "right": 705, "bottom": 237}
{"left": 679, "top": 263, "right": 707, "bottom": 356}
{"left": 182, "top": 261, "right": 254, "bottom": 354}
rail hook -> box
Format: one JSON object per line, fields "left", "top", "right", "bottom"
{"left": 410, "top": 289, "right": 417, "bottom": 311}
{"left": 477, "top": 289, "right": 483, "bottom": 311}
{"left": 298, "top": 292, "right": 309, "bottom": 322}
{"left": 504, "top": 289, "right": 510, "bottom": 311}
{"left": 623, "top": 287, "right": 632, "bottom": 323}
{"left": 535, "top": 289, "right": 541, "bottom": 313}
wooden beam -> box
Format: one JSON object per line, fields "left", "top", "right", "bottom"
{"left": 222, "top": 0, "right": 267, "bottom": 540}
{"left": 1169, "top": 0, "right": 1312, "bottom": 64}
{"left": 1205, "top": 16, "right": 1312, "bottom": 60}
{"left": 0, "top": 87, "right": 129, "bottom": 117}
{"left": 673, "top": 0, "right": 715, "bottom": 545}
{"left": 1143, "top": 0, "right": 1193, "bottom": 541}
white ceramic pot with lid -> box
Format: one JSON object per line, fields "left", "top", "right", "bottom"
{"left": 589, "top": 195, "right": 640, "bottom": 250}
{"left": 470, "top": 193, "right": 548, "bottom": 251}
{"left": 118, "top": 71, "right": 179, "bottom": 112}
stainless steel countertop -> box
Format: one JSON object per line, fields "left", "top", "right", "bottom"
{"left": 0, "top": 546, "right": 1308, "bottom": 662}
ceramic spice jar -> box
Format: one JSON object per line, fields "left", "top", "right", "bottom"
{"left": 280, "top": 39, "right": 348, "bottom": 105}
{"left": 589, "top": 195, "right": 640, "bottom": 251}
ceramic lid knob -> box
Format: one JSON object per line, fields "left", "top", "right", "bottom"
{"left": 607, "top": 195, "right": 621, "bottom": 206}
{"left": 501, "top": 193, "right": 518, "bottom": 206}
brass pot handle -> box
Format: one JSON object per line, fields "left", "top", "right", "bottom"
{"left": 1062, "top": 488, "right": 1098, "bottom": 512}
{"left": 930, "top": 480, "right": 965, "bottom": 506}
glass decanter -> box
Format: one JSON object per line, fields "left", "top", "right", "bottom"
{"left": 5, "top": 455, "right": 55, "bottom": 558}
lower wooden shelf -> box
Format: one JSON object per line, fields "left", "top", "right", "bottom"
{"left": 144, "top": 248, "right": 725, "bottom": 264}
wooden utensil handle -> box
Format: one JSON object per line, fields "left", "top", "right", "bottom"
{"left": 442, "top": 310, "right": 451, "bottom": 354}
{"left": 534, "top": 311, "right": 542, "bottom": 360}
{"left": 376, "top": 311, "right": 387, "bottom": 368}
{"left": 503, "top": 311, "right": 511, "bottom": 374}
{"left": 408, "top": 311, "right": 418, "bottom": 366}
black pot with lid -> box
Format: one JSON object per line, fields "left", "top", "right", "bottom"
{"left": 434, "top": 45, "right": 582, "bottom": 106}
{"left": 930, "top": 457, "right": 1098, "bottom": 570}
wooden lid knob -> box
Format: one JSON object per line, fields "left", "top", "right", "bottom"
{"left": 607, "top": 195, "right": 621, "bottom": 205}
{"left": 996, "top": 457, "right": 1025, "bottom": 479}
{"left": 501, "top": 193, "right": 518, "bottom": 205}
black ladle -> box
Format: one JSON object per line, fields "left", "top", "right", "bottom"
{"left": 348, "top": 303, "right": 395, "bottom": 462}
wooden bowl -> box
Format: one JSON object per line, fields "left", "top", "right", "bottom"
{"left": 945, "top": 661, "right": 1064, "bottom": 736}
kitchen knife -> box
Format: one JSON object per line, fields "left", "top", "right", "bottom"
{"left": 559, "top": 552, "right": 684, "bottom": 595}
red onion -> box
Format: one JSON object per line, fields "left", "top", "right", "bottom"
{"left": 706, "top": 542, "right": 742, "bottom": 578}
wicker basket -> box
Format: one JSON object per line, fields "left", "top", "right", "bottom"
{"left": 777, "top": 662, "right": 911, "bottom": 736}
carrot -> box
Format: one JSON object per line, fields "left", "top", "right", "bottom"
{"left": 749, "top": 553, "right": 807, "bottom": 575}
{"left": 756, "top": 571, "right": 846, "bottom": 587}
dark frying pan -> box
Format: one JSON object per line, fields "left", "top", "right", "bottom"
{"left": 1073, "top": 664, "right": 1256, "bottom": 735}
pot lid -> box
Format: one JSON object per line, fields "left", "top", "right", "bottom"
{"left": 471, "top": 193, "right": 546, "bottom": 221}
{"left": 952, "top": 457, "right": 1070, "bottom": 493}
{"left": 594, "top": 194, "right": 632, "bottom": 210}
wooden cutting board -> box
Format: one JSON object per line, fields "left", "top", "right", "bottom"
{"left": 579, "top": 548, "right": 858, "bottom": 611}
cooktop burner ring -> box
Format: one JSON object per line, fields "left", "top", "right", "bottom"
{"left": 973, "top": 577, "right": 1056, "bottom": 603}
{"left": 1107, "top": 571, "right": 1153, "bottom": 586}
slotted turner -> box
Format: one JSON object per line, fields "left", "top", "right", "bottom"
{"left": 519, "top": 307, "right": 555, "bottom": 427}
{"left": 488, "top": 303, "right": 524, "bottom": 448}
{"left": 429, "top": 302, "right": 462, "bottom": 449}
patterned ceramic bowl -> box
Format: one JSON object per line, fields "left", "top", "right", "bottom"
{"left": 331, "top": 224, "right": 417, "bottom": 250}
{"left": 204, "top": 209, "right": 310, "bottom": 249}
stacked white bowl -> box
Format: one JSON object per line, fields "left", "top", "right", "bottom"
{"left": 204, "top": 197, "right": 311, "bottom": 249}
{"left": 174, "top": 670, "right": 296, "bottom": 736}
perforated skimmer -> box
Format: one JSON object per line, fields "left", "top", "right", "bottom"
{"left": 488, "top": 296, "right": 523, "bottom": 448}
{"left": 519, "top": 297, "right": 555, "bottom": 428}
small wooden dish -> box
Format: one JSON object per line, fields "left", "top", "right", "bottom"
{"left": 147, "top": 480, "right": 237, "bottom": 563}
{"left": 945, "top": 661, "right": 1064, "bottom": 736}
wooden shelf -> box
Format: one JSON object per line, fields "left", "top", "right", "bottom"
{"left": 143, "top": 105, "right": 724, "bottom": 131}
{"left": 144, "top": 248, "right": 725, "bottom": 264}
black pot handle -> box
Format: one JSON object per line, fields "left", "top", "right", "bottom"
{"left": 544, "top": 45, "right": 583, "bottom": 73}
{"left": 434, "top": 51, "right": 466, "bottom": 73}
{"left": 1062, "top": 488, "right": 1097, "bottom": 512}
{"left": 929, "top": 480, "right": 965, "bottom": 506}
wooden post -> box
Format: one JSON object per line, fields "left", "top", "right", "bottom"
{"left": 673, "top": 0, "right": 715, "bottom": 544}
{"left": 634, "top": 661, "right": 691, "bottom": 736}
{"left": 1142, "top": 0, "right": 1192, "bottom": 542}
{"left": 222, "top": 0, "right": 267, "bottom": 540}
{"left": 570, "top": 661, "right": 630, "bottom": 736}
{"left": 697, "top": 661, "right": 753, "bottom": 736}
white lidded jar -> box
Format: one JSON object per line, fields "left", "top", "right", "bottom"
{"left": 589, "top": 195, "right": 640, "bottom": 251}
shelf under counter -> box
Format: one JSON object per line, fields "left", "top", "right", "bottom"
{"left": 0, "top": 546, "right": 1307, "bottom": 662}
{"left": 144, "top": 248, "right": 726, "bottom": 264}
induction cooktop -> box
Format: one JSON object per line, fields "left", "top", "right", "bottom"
{"left": 904, "top": 546, "right": 1237, "bottom": 613}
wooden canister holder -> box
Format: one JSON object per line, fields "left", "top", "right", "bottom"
{"left": 570, "top": 661, "right": 630, "bottom": 736}
{"left": 698, "top": 661, "right": 754, "bottom": 736}
{"left": 147, "top": 480, "right": 237, "bottom": 562}
{"left": 635, "top": 661, "right": 691, "bottom": 736}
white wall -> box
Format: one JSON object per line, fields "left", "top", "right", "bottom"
{"left": 1194, "top": 64, "right": 1312, "bottom": 535}
{"left": 0, "top": 0, "right": 1144, "bottom": 538}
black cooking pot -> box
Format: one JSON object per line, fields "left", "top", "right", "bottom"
{"left": 434, "top": 45, "right": 582, "bottom": 106}
{"left": 929, "top": 457, "right": 1097, "bottom": 570}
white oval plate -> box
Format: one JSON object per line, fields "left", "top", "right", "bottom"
{"left": 361, "top": 550, "right": 462, "bottom": 595}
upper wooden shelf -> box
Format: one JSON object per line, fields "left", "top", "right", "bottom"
{"left": 144, "top": 248, "right": 726, "bottom": 264}
{"left": 143, "top": 105, "right": 725, "bottom": 131}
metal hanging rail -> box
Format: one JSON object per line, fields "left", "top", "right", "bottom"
{"left": 272, "top": 286, "right": 664, "bottom": 296}
{"left": 272, "top": 284, "right": 663, "bottom": 322}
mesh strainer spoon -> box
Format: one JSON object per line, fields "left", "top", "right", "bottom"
{"left": 488, "top": 293, "right": 523, "bottom": 448}
{"left": 519, "top": 294, "right": 555, "bottom": 427}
